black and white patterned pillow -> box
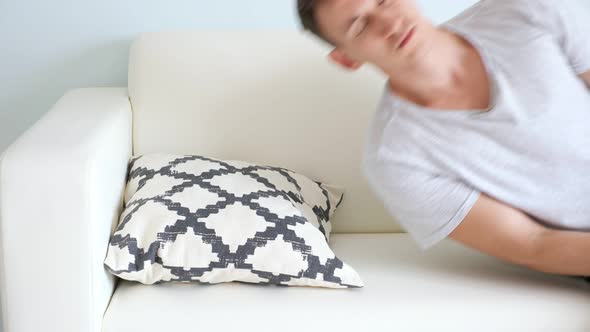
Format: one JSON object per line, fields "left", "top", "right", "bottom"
{"left": 103, "top": 154, "right": 363, "bottom": 288}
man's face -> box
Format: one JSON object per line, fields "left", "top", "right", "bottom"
{"left": 314, "top": 0, "right": 430, "bottom": 70}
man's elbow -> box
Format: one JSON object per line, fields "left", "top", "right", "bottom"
{"left": 508, "top": 228, "right": 550, "bottom": 273}
{"left": 515, "top": 227, "right": 590, "bottom": 277}
{"left": 580, "top": 70, "right": 590, "bottom": 88}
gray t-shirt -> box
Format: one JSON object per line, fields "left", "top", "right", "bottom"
{"left": 361, "top": 0, "right": 590, "bottom": 250}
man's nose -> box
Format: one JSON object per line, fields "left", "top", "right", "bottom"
{"left": 372, "top": 14, "right": 402, "bottom": 39}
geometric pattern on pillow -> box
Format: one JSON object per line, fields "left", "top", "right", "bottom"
{"left": 103, "top": 154, "right": 363, "bottom": 288}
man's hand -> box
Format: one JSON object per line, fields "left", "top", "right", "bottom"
{"left": 449, "top": 193, "right": 590, "bottom": 276}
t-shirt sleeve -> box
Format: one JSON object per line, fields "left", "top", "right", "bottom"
{"left": 362, "top": 158, "right": 481, "bottom": 250}
{"left": 537, "top": 0, "right": 590, "bottom": 74}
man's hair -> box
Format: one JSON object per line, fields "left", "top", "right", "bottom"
{"left": 297, "top": 0, "right": 335, "bottom": 46}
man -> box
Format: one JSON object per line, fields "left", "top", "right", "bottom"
{"left": 297, "top": 0, "right": 590, "bottom": 279}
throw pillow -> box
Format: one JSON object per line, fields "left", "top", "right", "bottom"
{"left": 103, "top": 153, "right": 363, "bottom": 288}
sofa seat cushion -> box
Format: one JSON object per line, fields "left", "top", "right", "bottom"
{"left": 102, "top": 234, "right": 590, "bottom": 332}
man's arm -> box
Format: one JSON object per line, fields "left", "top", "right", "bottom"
{"left": 581, "top": 71, "right": 590, "bottom": 88}
{"left": 449, "top": 193, "right": 590, "bottom": 276}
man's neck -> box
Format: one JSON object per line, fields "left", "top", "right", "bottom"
{"left": 383, "top": 28, "right": 476, "bottom": 108}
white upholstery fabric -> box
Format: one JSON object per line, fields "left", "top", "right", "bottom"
{"left": 0, "top": 88, "right": 132, "bottom": 332}
{"left": 128, "top": 31, "right": 395, "bottom": 234}
{"left": 103, "top": 234, "right": 590, "bottom": 332}
{"left": 2, "top": 30, "right": 589, "bottom": 332}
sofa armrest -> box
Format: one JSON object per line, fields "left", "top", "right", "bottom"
{"left": 0, "top": 88, "right": 132, "bottom": 332}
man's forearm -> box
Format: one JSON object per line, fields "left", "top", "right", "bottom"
{"left": 527, "top": 228, "right": 590, "bottom": 276}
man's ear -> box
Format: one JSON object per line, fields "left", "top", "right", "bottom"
{"left": 328, "top": 49, "right": 363, "bottom": 71}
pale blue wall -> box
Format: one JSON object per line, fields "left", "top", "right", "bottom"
{"left": 1, "top": 0, "right": 589, "bottom": 153}
{"left": 0, "top": 0, "right": 485, "bottom": 154}
{"left": 0, "top": 1, "right": 297, "bottom": 153}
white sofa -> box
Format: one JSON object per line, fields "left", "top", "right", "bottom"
{"left": 1, "top": 31, "right": 589, "bottom": 332}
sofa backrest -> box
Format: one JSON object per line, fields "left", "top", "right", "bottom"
{"left": 127, "top": 30, "right": 399, "bottom": 233}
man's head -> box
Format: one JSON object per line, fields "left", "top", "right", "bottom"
{"left": 297, "top": 0, "right": 434, "bottom": 72}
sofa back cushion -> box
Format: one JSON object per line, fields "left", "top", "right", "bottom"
{"left": 128, "top": 30, "right": 396, "bottom": 233}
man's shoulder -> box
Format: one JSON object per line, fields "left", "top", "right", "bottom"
{"left": 364, "top": 99, "right": 431, "bottom": 174}
{"left": 469, "top": 0, "right": 550, "bottom": 14}
{"left": 444, "top": 0, "right": 551, "bottom": 29}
